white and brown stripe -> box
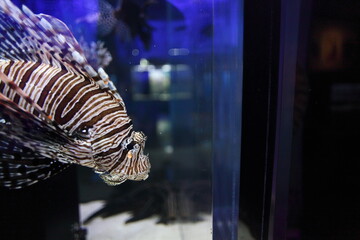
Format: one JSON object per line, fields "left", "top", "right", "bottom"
{"left": 0, "top": 60, "right": 133, "bottom": 169}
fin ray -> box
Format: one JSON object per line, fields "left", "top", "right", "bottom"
{"left": 0, "top": 92, "right": 71, "bottom": 159}
{"left": 0, "top": 0, "right": 123, "bottom": 102}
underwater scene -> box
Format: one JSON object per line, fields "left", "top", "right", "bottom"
{"left": 0, "top": 0, "right": 243, "bottom": 239}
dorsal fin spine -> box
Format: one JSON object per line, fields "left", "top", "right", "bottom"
{"left": 38, "top": 18, "right": 53, "bottom": 31}
{"left": 21, "top": 4, "right": 38, "bottom": 22}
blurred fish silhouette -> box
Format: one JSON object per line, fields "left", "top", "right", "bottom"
{"left": 76, "top": 0, "right": 185, "bottom": 50}
{"left": 0, "top": 0, "right": 150, "bottom": 189}
{"left": 200, "top": 24, "right": 213, "bottom": 38}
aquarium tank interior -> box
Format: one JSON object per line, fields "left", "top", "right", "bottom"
{"left": 1, "top": 0, "right": 360, "bottom": 239}
{"left": 0, "top": 0, "right": 242, "bottom": 239}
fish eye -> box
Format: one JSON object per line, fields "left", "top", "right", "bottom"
{"left": 126, "top": 141, "right": 136, "bottom": 150}
{"left": 74, "top": 126, "right": 92, "bottom": 139}
{"left": 80, "top": 128, "right": 89, "bottom": 134}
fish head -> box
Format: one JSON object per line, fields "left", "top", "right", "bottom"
{"left": 98, "top": 131, "right": 150, "bottom": 186}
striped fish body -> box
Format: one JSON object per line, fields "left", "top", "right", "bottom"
{"left": 0, "top": 0, "right": 150, "bottom": 189}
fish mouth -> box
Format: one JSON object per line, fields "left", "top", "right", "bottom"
{"left": 100, "top": 170, "right": 150, "bottom": 186}
{"left": 100, "top": 174, "right": 127, "bottom": 186}
{"left": 99, "top": 153, "right": 150, "bottom": 186}
{"left": 128, "top": 171, "right": 150, "bottom": 181}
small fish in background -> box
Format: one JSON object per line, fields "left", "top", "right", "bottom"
{"left": 0, "top": 0, "right": 150, "bottom": 189}
{"left": 76, "top": 0, "right": 155, "bottom": 50}
{"left": 76, "top": 0, "right": 185, "bottom": 50}
{"left": 200, "top": 23, "right": 213, "bottom": 38}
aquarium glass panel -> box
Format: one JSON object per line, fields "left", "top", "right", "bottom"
{"left": 0, "top": 0, "right": 243, "bottom": 239}
{"left": 269, "top": 0, "right": 360, "bottom": 239}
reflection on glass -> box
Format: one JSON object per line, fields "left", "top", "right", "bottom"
{"left": 280, "top": 0, "right": 360, "bottom": 239}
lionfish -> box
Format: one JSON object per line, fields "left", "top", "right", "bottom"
{"left": 0, "top": 0, "right": 150, "bottom": 189}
